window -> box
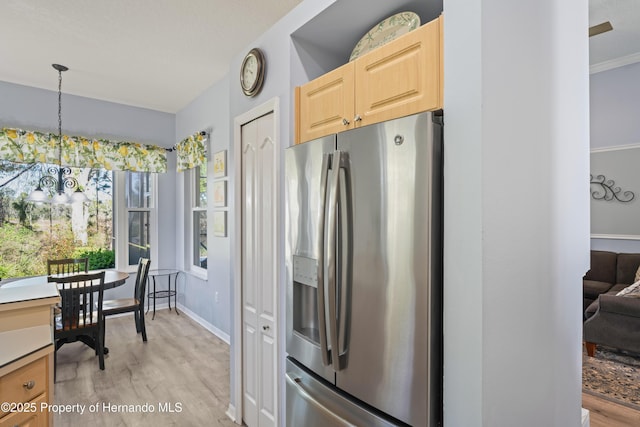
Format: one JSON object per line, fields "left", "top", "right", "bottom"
{"left": 114, "top": 171, "right": 157, "bottom": 271}
{"left": 0, "top": 160, "right": 157, "bottom": 277}
{"left": 191, "top": 164, "right": 207, "bottom": 271}
{"left": 0, "top": 161, "right": 114, "bottom": 278}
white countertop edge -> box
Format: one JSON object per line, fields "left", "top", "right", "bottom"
{"left": 0, "top": 325, "right": 53, "bottom": 367}
{"left": 0, "top": 283, "right": 59, "bottom": 305}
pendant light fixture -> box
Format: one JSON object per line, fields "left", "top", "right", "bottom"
{"left": 28, "top": 64, "right": 87, "bottom": 204}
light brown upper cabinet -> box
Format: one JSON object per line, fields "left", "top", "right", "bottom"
{"left": 295, "top": 15, "right": 443, "bottom": 144}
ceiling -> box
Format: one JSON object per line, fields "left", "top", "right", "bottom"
{"left": 0, "top": 0, "right": 302, "bottom": 113}
{"left": 0, "top": 0, "right": 637, "bottom": 114}
{"left": 589, "top": 0, "right": 640, "bottom": 70}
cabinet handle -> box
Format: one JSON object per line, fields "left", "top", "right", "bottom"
{"left": 262, "top": 325, "right": 270, "bottom": 331}
{"left": 342, "top": 118, "right": 350, "bottom": 126}
{"left": 23, "top": 380, "right": 35, "bottom": 390}
{"left": 354, "top": 115, "right": 362, "bottom": 122}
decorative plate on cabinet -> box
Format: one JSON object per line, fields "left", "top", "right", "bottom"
{"left": 349, "top": 11, "right": 421, "bottom": 61}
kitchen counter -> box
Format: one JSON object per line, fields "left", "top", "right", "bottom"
{"left": 0, "top": 283, "right": 59, "bottom": 367}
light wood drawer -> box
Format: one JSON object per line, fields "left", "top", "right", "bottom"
{"left": 0, "top": 393, "right": 47, "bottom": 427}
{"left": 0, "top": 358, "right": 46, "bottom": 417}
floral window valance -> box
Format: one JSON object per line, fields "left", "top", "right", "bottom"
{"left": 0, "top": 127, "right": 167, "bottom": 173}
{"left": 176, "top": 131, "right": 208, "bottom": 172}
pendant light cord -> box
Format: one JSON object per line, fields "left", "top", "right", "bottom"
{"left": 57, "top": 67, "right": 63, "bottom": 166}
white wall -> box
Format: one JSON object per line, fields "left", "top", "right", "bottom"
{"left": 175, "top": 74, "right": 231, "bottom": 338}
{"left": 443, "top": 0, "right": 589, "bottom": 426}
{"left": 590, "top": 61, "right": 640, "bottom": 253}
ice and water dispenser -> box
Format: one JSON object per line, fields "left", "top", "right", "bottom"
{"left": 292, "top": 255, "right": 320, "bottom": 344}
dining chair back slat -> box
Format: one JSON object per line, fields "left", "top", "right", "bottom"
{"left": 47, "top": 258, "right": 89, "bottom": 276}
{"left": 103, "top": 258, "right": 151, "bottom": 343}
{"left": 48, "top": 271, "right": 106, "bottom": 381}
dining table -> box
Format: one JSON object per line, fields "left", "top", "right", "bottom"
{"left": 2, "top": 270, "right": 129, "bottom": 354}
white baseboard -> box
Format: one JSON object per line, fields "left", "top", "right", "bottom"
{"left": 582, "top": 408, "right": 590, "bottom": 427}
{"left": 226, "top": 404, "right": 238, "bottom": 424}
{"left": 175, "top": 303, "right": 231, "bottom": 344}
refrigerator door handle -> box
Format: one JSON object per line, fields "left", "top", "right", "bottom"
{"left": 338, "top": 153, "right": 352, "bottom": 364}
{"left": 327, "top": 150, "right": 341, "bottom": 372}
{"left": 316, "top": 153, "right": 331, "bottom": 366}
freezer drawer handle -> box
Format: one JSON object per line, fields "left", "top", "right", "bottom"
{"left": 286, "top": 372, "right": 356, "bottom": 427}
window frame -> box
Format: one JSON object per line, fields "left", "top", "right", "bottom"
{"left": 113, "top": 171, "right": 158, "bottom": 273}
{"left": 188, "top": 165, "right": 208, "bottom": 279}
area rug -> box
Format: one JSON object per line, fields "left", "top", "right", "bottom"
{"left": 583, "top": 345, "right": 640, "bottom": 408}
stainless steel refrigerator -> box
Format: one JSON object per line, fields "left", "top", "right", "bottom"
{"left": 285, "top": 111, "right": 443, "bottom": 427}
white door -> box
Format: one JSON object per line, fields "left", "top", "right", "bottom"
{"left": 242, "top": 112, "right": 276, "bottom": 427}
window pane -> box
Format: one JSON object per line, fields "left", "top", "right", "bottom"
{"left": 126, "top": 172, "right": 152, "bottom": 208}
{"left": 128, "top": 211, "right": 150, "bottom": 265}
{"left": 193, "top": 211, "right": 207, "bottom": 269}
{"left": 195, "top": 164, "right": 207, "bottom": 208}
{"left": 0, "top": 163, "right": 114, "bottom": 278}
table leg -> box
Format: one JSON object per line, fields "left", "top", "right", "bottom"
{"left": 152, "top": 276, "right": 157, "bottom": 320}
{"left": 168, "top": 274, "right": 172, "bottom": 311}
{"left": 173, "top": 273, "right": 180, "bottom": 315}
{"left": 146, "top": 277, "right": 151, "bottom": 315}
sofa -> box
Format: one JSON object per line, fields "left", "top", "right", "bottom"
{"left": 583, "top": 250, "right": 640, "bottom": 356}
{"left": 583, "top": 250, "right": 640, "bottom": 314}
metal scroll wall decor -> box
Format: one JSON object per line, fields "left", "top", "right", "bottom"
{"left": 590, "top": 174, "right": 635, "bottom": 203}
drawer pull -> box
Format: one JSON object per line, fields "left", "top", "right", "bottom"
{"left": 23, "top": 380, "right": 35, "bottom": 390}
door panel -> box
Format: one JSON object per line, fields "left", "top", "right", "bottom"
{"left": 296, "top": 63, "right": 355, "bottom": 143}
{"left": 354, "top": 18, "right": 442, "bottom": 126}
{"left": 285, "top": 136, "right": 337, "bottom": 383}
{"left": 242, "top": 119, "right": 259, "bottom": 427}
{"left": 242, "top": 112, "right": 277, "bottom": 427}
{"left": 335, "top": 112, "right": 441, "bottom": 427}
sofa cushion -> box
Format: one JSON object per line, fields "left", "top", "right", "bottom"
{"left": 584, "top": 250, "right": 617, "bottom": 284}
{"left": 610, "top": 283, "right": 629, "bottom": 293}
{"left": 583, "top": 280, "right": 613, "bottom": 299}
{"left": 616, "top": 253, "right": 640, "bottom": 285}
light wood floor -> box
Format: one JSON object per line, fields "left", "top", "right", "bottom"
{"left": 53, "top": 309, "right": 236, "bottom": 427}
{"left": 583, "top": 391, "right": 640, "bottom": 427}
{"left": 54, "top": 309, "right": 640, "bottom": 427}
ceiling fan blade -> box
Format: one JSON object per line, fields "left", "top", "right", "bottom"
{"left": 589, "top": 21, "right": 613, "bottom": 37}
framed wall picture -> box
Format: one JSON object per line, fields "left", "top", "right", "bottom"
{"left": 213, "top": 211, "right": 227, "bottom": 237}
{"left": 213, "top": 180, "right": 227, "bottom": 207}
{"left": 213, "top": 150, "right": 227, "bottom": 178}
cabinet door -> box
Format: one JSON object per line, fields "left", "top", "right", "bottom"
{"left": 354, "top": 16, "right": 442, "bottom": 127}
{"left": 296, "top": 62, "right": 355, "bottom": 143}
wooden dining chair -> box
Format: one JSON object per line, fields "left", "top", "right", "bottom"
{"left": 47, "top": 257, "right": 89, "bottom": 276}
{"left": 49, "top": 271, "right": 106, "bottom": 382}
{"left": 103, "top": 258, "right": 151, "bottom": 344}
